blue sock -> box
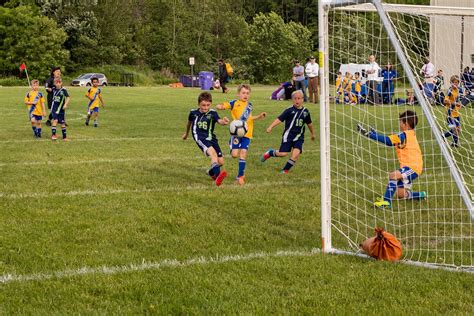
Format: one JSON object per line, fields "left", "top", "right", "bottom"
{"left": 32, "top": 126, "right": 37, "bottom": 136}
{"left": 62, "top": 127, "right": 67, "bottom": 139}
{"left": 283, "top": 159, "right": 295, "bottom": 171}
{"left": 94, "top": 120, "right": 98, "bottom": 127}
{"left": 383, "top": 180, "right": 398, "bottom": 202}
{"left": 444, "top": 130, "right": 453, "bottom": 138}
{"left": 37, "top": 128, "right": 42, "bottom": 137}
{"left": 51, "top": 127, "right": 56, "bottom": 136}
{"left": 238, "top": 159, "right": 246, "bottom": 177}
{"left": 211, "top": 162, "right": 220, "bottom": 177}
{"left": 453, "top": 133, "right": 459, "bottom": 144}
{"left": 269, "top": 149, "right": 277, "bottom": 157}
{"left": 406, "top": 191, "right": 424, "bottom": 200}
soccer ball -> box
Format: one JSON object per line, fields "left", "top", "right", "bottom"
{"left": 229, "top": 120, "right": 248, "bottom": 137}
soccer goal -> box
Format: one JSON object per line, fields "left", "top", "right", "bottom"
{"left": 319, "top": 0, "right": 474, "bottom": 272}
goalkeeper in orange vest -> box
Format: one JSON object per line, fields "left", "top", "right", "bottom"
{"left": 357, "top": 110, "right": 426, "bottom": 209}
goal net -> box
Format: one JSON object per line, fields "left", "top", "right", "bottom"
{"left": 319, "top": 0, "right": 474, "bottom": 271}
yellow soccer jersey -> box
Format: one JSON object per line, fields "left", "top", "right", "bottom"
{"left": 222, "top": 99, "right": 255, "bottom": 138}
{"left": 335, "top": 76, "right": 343, "bottom": 93}
{"left": 444, "top": 86, "right": 462, "bottom": 118}
{"left": 342, "top": 77, "right": 352, "bottom": 92}
{"left": 24, "top": 90, "right": 45, "bottom": 116}
{"left": 388, "top": 129, "right": 423, "bottom": 175}
{"left": 86, "top": 87, "right": 102, "bottom": 110}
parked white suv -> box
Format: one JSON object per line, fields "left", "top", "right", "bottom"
{"left": 71, "top": 73, "right": 108, "bottom": 87}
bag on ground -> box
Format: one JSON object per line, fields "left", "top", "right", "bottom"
{"left": 360, "top": 227, "right": 402, "bottom": 261}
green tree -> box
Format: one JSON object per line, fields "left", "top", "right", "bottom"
{"left": 245, "top": 12, "right": 312, "bottom": 83}
{"left": 0, "top": 5, "right": 69, "bottom": 79}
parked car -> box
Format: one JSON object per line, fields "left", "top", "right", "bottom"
{"left": 71, "top": 73, "right": 108, "bottom": 87}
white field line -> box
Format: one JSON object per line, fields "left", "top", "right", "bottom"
{"left": 0, "top": 149, "right": 320, "bottom": 167}
{"left": 0, "top": 179, "right": 319, "bottom": 199}
{"left": 0, "top": 248, "right": 321, "bottom": 285}
{"left": 0, "top": 136, "right": 169, "bottom": 144}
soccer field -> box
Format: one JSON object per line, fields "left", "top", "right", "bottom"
{"left": 0, "top": 86, "right": 472, "bottom": 313}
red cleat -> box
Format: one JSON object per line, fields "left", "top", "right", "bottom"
{"left": 215, "top": 170, "right": 227, "bottom": 186}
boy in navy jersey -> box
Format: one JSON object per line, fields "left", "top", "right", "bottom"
{"left": 261, "top": 90, "right": 315, "bottom": 173}
{"left": 50, "top": 78, "right": 70, "bottom": 141}
{"left": 182, "top": 92, "right": 230, "bottom": 186}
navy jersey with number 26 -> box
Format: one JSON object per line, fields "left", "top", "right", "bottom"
{"left": 188, "top": 109, "right": 221, "bottom": 141}
{"left": 278, "top": 106, "right": 312, "bottom": 142}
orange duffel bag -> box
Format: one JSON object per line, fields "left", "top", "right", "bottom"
{"left": 360, "top": 227, "right": 402, "bottom": 261}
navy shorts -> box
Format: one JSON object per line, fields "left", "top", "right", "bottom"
{"left": 279, "top": 139, "right": 304, "bottom": 153}
{"left": 194, "top": 137, "right": 223, "bottom": 157}
{"left": 229, "top": 136, "right": 251, "bottom": 150}
{"left": 447, "top": 116, "right": 460, "bottom": 128}
{"left": 88, "top": 107, "right": 99, "bottom": 114}
{"left": 31, "top": 115, "right": 42, "bottom": 121}
{"left": 52, "top": 112, "right": 65, "bottom": 124}
{"left": 397, "top": 166, "right": 419, "bottom": 190}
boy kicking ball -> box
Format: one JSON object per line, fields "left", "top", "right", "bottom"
{"left": 182, "top": 92, "right": 229, "bottom": 186}
{"left": 357, "top": 110, "right": 426, "bottom": 209}
{"left": 261, "top": 90, "right": 315, "bottom": 173}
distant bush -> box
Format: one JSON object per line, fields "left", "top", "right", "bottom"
{"left": 0, "top": 77, "right": 28, "bottom": 87}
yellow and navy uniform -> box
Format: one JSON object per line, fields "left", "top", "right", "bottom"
{"left": 335, "top": 76, "right": 343, "bottom": 94}
{"left": 388, "top": 129, "right": 423, "bottom": 175}
{"left": 444, "top": 86, "right": 463, "bottom": 118}
{"left": 24, "top": 90, "right": 45, "bottom": 117}
{"left": 222, "top": 99, "right": 255, "bottom": 138}
{"left": 85, "top": 87, "right": 102, "bottom": 111}
{"left": 342, "top": 76, "right": 352, "bottom": 92}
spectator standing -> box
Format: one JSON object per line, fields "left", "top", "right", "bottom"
{"left": 420, "top": 57, "right": 435, "bottom": 100}
{"left": 381, "top": 62, "right": 398, "bottom": 104}
{"left": 45, "top": 66, "right": 61, "bottom": 126}
{"left": 433, "top": 69, "right": 445, "bottom": 105}
{"left": 293, "top": 60, "right": 307, "bottom": 102}
{"left": 461, "top": 66, "right": 473, "bottom": 91}
{"left": 305, "top": 56, "right": 319, "bottom": 103}
{"left": 366, "top": 55, "right": 381, "bottom": 105}
{"left": 217, "top": 59, "right": 229, "bottom": 93}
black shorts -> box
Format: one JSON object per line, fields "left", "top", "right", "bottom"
{"left": 194, "top": 137, "right": 223, "bottom": 157}
{"left": 279, "top": 139, "right": 304, "bottom": 153}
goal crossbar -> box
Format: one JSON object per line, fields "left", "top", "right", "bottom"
{"left": 336, "top": 3, "right": 474, "bottom": 17}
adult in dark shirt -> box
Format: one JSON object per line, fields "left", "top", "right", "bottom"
{"left": 45, "top": 66, "right": 61, "bottom": 126}
{"left": 217, "top": 59, "right": 229, "bottom": 93}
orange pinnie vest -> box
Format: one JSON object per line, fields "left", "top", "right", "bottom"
{"left": 395, "top": 129, "right": 423, "bottom": 175}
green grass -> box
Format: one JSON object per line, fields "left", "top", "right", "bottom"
{"left": 0, "top": 86, "right": 473, "bottom": 314}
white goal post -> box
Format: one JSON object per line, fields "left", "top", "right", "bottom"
{"left": 319, "top": 0, "right": 474, "bottom": 271}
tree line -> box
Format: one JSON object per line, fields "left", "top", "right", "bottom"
{"left": 0, "top": 0, "right": 428, "bottom": 84}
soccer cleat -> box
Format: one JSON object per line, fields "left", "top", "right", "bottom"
{"left": 236, "top": 176, "right": 245, "bottom": 186}
{"left": 51, "top": 135, "right": 58, "bottom": 141}
{"left": 419, "top": 191, "right": 427, "bottom": 200}
{"left": 374, "top": 198, "right": 391, "bottom": 209}
{"left": 45, "top": 120, "right": 51, "bottom": 127}
{"left": 261, "top": 149, "right": 273, "bottom": 162}
{"left": 215, "top": 170, "right": 227, "bottom": 186}
{"left": 85, "top": 120, "right": 89, "bottom": 126}
{"left": 62, "top": 138, "right": 70, "bottom": 142}
{"left": 280, "top": 169, "right": 289, "bottom": 174}
{"left": 450, "top": 142, "right": 460, "bottom": 148}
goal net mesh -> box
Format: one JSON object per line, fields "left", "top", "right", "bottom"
{"left": 326, "top": 1, "right": 473, "bottom": 270}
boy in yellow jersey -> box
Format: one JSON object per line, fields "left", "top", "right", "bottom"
{"left": 443, "top": 75, "right": 463, "bottom": 147}
{"left": 85, "top": 77, "right": 106, "bottom": 127}
{"left": 351, "top": 72, "right": 362, "bottom": 104}
{"left": 216, "top": 84, "right": 267, "bottom": 185}
{"left": 335, "top": 71, "right": 343, "bottom": 104}
{"left": 24, "top": 79, "right": 46, "bottom": 138}
{"left": 357, "top": 110, "right": 426, "bottom": 209}
{"left": 342, "top": 71, "right": 353, "bottom": 105}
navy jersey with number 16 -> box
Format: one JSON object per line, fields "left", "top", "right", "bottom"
{"left": 188, "top": 109, "right": 221, "bottom": 141}
{"left": 278, "top": 106, "right": 312, "bottom": 142}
